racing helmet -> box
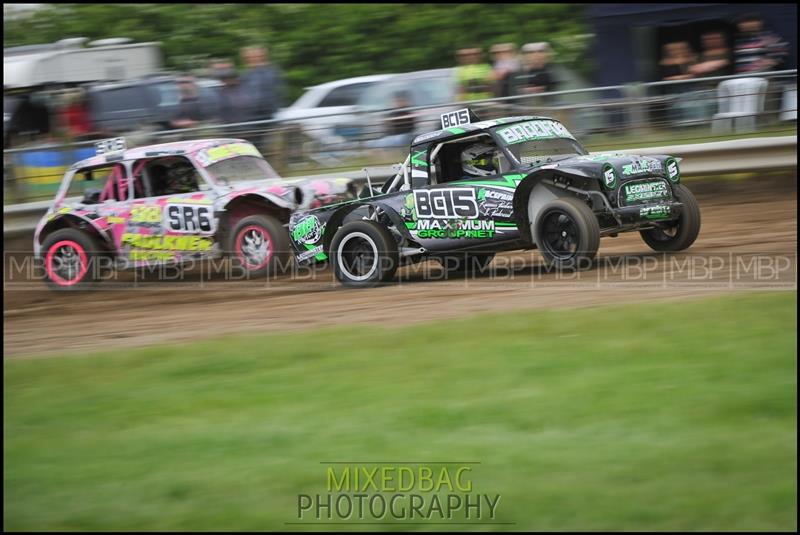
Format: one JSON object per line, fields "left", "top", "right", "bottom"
{"left": 461, "top": 143, "right": 499, "bottom": 177}
{"left": 165, "top": 163, "right": 198, "bottom": 193}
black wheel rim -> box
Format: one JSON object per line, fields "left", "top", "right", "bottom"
{"left": 541, "top": 210, "right": 579, "bottom": 260}
{"left": 649, "top": 221, "right": 680, "bottom": 242}
{"left": 340, "top": 236, "right": 377, "bottom": 279}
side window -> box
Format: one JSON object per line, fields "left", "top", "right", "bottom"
{"left": 432, "top": 137, "right": 503, "bottom": 184}
{"left": 318, "top": 83, "right": 372, "bottom": 107}
{"left": 131, "top": 159, "right": 151, "bottom": 199}
{"left": 68, "top": 164, "right": 126, "bottom": 202}
{"left": 143, "top": 156, "right": 202, "bottom": 197}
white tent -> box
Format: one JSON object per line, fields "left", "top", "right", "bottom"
{"left": 4, "top": 39, "right": 163, "bottom": 89}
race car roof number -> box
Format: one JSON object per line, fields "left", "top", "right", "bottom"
{"left": 441, "top": 108, "right": 471, "bottom": 130}
{"left": 95, "top": 137, "right": 126, "bottom": 156}
{"left": 496, "top": 120, "right": 575, "bottom": 145}
{"left": 195, "top": 142, "right": 262, "bottom": 167}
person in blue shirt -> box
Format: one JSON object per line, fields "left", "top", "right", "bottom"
{"left": 240, "top": 45, "right": 286, "bottom": 121}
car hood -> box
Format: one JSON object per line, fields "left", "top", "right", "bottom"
{"left": 522, "top": 152, "right": 679, "bottom": 182}
{"left": 220, "top": 176, "right": 358, "bottom": 209}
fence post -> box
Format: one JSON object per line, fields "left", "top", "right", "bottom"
{"left": 623, "top": 82, "right": 646, "bottom": 136}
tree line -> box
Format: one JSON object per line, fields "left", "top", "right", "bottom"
{"left": 3, "top": 3, "right": 590, "bottom": 101}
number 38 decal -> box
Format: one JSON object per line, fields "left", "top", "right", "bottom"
{"left": 165, "top": 204, "right": 215, "bottom": 233}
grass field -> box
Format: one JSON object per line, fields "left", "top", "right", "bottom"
{"left": 4, "top": 292, "right": 797, "bottom": 531}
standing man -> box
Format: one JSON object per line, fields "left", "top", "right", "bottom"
{"left": 733, "top": 13, "right": 788, "bottom": 74}
{"left": 212, "top": 60, "right": 251, "bottom": 125}
{"left": 512, "top": 42, "right": 556, "bottom": 95}
{"left": 455, "top": 48, "right": 493, "bottom": 102}
{"left": 240, "top": 45, "right": 285, "bottom": 122}
{"left": 490, "top": 43, "right": 520, "bottom": 98}
{"left": 170, "top": 75, "right": 207, "bottom": 129}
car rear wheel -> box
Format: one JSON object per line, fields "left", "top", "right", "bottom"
{"left": 330, "top": 221, "right": 398, "bottom": 288}
{"left": 41, "top": 229, "right": 104, "bottom": 291}
{"left": 533, "top": 196, "right": 600, "bottom": 269}
{"left": 229, "top": 214, "right": 291, "bottom": 277}
{"left": 640, "top": 184, "right": 701, "bottom": 252}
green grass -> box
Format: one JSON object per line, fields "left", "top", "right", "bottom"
{"left": 4, "top": 292, "right": 797, "bottom": 531}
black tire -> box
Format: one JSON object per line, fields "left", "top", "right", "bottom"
{"left": 330, "top": 220, "right": 399, "bottom": 287}
{"left": 228, "top": 214, "right": 292, "bottom": 278}
{"left": 533, "top": 196, "right": 600, "bottom": 269}
{"left": 40, "top": 228, "right": 105, "bottom": 291}
{"left": 436, "top": 253, "right": 496, "bottom": 275}
{"left": 640, "top": 184, "right": 701, "bottom": 252}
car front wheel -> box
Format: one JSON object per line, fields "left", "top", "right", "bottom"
{"left": 533, "top": 196, "right": 600, "bottom": 269}
{"left": 640, "top": 184, "right": 701, "bottom": 252}
{"left": 41, "top": 229, "right": 104, "bottom": 291}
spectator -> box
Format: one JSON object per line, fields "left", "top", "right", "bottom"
{"left": 659, "top": 41, "right": 698, "bottom": 81}
{"left": 362, "top": 91, "right": 418, "bottom": 150}
{"left": 690, "top": 31, "right": 733, "bottom": 78}
{"left": 62, "top": 88, "right": 93, "bottom": 140}
{"left": 240, "top": 45, "right": 285, "bottom": 121}
{"left": 385, "top": 91, "right": 417, "bottom": 138}
{"left": 170, "top": 75, "right": 207, "bottom": 129}
{"left": 490, "top": 42, "right": 520, "bottom": 98}
{"left": 734, "top": 13, "right": 788, "bottom": 74}
{"left": 512, "top": 42, "right": 556, "bottom": 95}
{"left": 659, "top": 42, "right": 714, "bottom": 124}
{"left": 213, "top": 60, "right": 251, "bottom": 125}
{"left": 455, "top": 48, "right": 493, "bottom": 102}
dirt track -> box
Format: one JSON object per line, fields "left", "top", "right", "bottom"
{"left": 4, "top": 177, "right": 797, "bottom": 358}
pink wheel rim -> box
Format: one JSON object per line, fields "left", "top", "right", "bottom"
{"left": 235, "top": 225, "right": 274, "bottom": 270}
{"left": 45, "top": 240, "right": 89, "bottom": 286}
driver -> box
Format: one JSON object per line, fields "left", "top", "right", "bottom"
{"left": 163, "top": 163, "right": 199, "bottom": 194}
{"left": 461, "top": 143, "right": 501, "bottom": 177}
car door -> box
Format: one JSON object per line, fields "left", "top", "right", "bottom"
{"left": 121, "top": 157, "right": 219, "bottom": 265}
{"left": 402, "top": 141, "right": 520, "bottom": 252}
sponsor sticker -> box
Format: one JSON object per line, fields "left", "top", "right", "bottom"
{"left": 621, "top": 158, "right": 663, "bottom": 176}
{"left": 639, "top": 205, "right": 672, "bottom": 220}
{"left": 121, "top": 233, "right": 213, "bottom": 251}
{"left": 623, "top": 180, "right": 670, "bottom": 203}
{"left": 665, "top": 158, "right": 680, "bottom": 183}
{"left": 496, "top": 120, "right": 575, "bottom": 145}
{"left": 602, "top": 163, "right": 617, "bottom": 189}
{"left": 291, "top": 215, "right": 324, "bottom": 246}
{"left": 195, "top": 143, "right": 262, "bottom": 167}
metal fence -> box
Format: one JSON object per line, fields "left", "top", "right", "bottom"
{"left": 4, "top": 69, "right": 796, "bottom": 205}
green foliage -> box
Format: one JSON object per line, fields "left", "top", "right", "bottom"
{"left": 3, "top": 3, "right": 590, "bottom": 101}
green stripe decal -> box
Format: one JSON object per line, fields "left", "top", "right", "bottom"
{"left": 411, "top": 150, "right": 428, "bottom": 167}
{"left": 450, "top": 174, "right": 525, "bottom": 188}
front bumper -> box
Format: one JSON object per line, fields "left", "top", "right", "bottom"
{"left": 613, "top": 201, "right": 683, "bottom": 225}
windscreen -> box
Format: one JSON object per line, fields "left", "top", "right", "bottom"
{"left": 205, "top": 155, "right": 280, "bottom": 184}
{"left": 494, "top": 119, "right": 586, "bottom": 166}
{"left": 195, "top": 142, "right": 281, "bottom": 184}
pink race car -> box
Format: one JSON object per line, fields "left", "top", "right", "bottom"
{"left": 34, "top": 138, "right": 356, "bottom": 289}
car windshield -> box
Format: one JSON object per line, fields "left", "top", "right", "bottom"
{"left": 505, "top": 138, "right": 586, "bottom": 166}
{"left": 358, "top": 75, "right": 453, "bottom": 108}
{"left": 204, "top": 155, "right": 280, "bottom": 185}
{"left": 494, "top": 119, "right": 586, "bottom": 167}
